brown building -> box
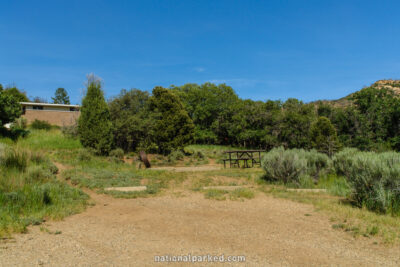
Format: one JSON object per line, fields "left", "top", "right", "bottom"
{"left": 20, "top": 102, "right": 80, "bottom": 126}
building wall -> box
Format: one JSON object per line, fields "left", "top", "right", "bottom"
{"left": 22, "top": 109, "right": 80, "bottom": 126}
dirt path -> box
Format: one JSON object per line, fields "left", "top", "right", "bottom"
{"left": 1, "top": 189, "right": 400, "bottom": 266}
{"left": 1, "top": 163, "right": 400, "bottom": 266}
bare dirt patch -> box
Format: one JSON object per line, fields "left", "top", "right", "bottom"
{"left": 1, "top": 190, "right": 400, "bottom": 266}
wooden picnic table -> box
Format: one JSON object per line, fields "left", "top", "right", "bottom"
{"left": 222, "top": 150, "right": 265, "bottom": 168}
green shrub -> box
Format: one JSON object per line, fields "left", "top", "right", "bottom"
{"left": 30, "top": 119, "right": 52, "bottom": 130}
{"left": 333, "top": 148, "right": 359, "bottom": 177}
{"left": 337, "top": 150, "right": 400, "bottom": 215}
{"left": 109, "top": 148, "right": 124, "bottom": 159}
{"left": 194, "top": 151, "right": 205, "bottom": 160}
{"left": 77, "top": 149, "right": 92, "bottom": 162}
{"left": 168, "top": 150, "right": 185, "bottom": 162}
{"left": 61, "top": 122, "right": 78, "bottom": 138}
{"left": 262, "top": 147, "right": 331, "bottom": 185}
{"left": 262, "top": 147, "right": 307, "bottom": 185}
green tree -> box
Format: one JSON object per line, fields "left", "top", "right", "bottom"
{"left": 351, "top": 87, "right": 400, "bottom": 150}
{"left": 149, "top": 87, "right": 194, "bottom": 154}
{"left": 310, "top": 116, "right": 340, "bottom": 156}
{"left": 0, "top": 89, "right": 22, "bottom": 126}
{"left": 108, "top": 89, "right": 153, "bottom": 152}
{"left": 171, "top": 83, "right": 239, "bottom": 144}
{"left": 278, "top": 99, "right": 316, "bottom": 149}
{"left": 78, "top": 74, "right": 113, "bottom": 155}
{"left": 3, "top": 87, "right": 29, "bottom": 102}
{"left": 52, "top": 88, "right": 70, "bottom": 104}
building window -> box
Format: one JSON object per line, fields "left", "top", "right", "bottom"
{"left": 70, "top": 107, "right": 77, "bottom": 111}
{"left": 33, "top": 106, "right": 43, "bottom": 110}
{"left": 22, "top": 106, "right": 26, "bottom": 115}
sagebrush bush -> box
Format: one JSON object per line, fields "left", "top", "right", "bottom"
{"left": 333, "top": 147, "right": 359, "bottom": 177}
{"left": 335, "top": 150, "right": 400, "bottom": 215}
{"left": 109, "top": 148, "right": 124, "bottom": 159}
{"left": 168, "top": 150, "right": 185, "bottom": 162}
{"left": 262, "top": 147, "right": 331, "bottom": 185}
{"left": 262, "top": 147, "right": 307, "bottom": 185}
{"left": 30, "top": 119, "right": 52, "bottom": 130}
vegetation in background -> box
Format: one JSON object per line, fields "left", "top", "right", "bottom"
{"left": 148, "top": 87, "right": 194, "bottom": 154}
{"left": 109, "top": 86, "right": 194, "bottom": 154}
{"left": 30, "top": 119, "right": 52, "bottom": 130}
{"left": 52, "top": 87, "right": 70, "bottom": 104}
{"left": 310, "top": 116, "right": 341, "bottom": 156}
{"left": 1, "top": 86, "right": 29, "bottom": 102}
{"left": 0, "top": 86, "right": 22, "bottom": 126}
{"left": 78, "top": 74, "right": 113, "bottom": 155}
{"left": 109, "top": 89, "right": 153, "bottom": 152}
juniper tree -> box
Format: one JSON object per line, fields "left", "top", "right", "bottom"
{"left": 78, "top": 74, "right": 113, "bottom": 155}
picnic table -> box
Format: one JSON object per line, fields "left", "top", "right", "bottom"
{"left": 222, "top": 150, "right": 265, "bottom": 168}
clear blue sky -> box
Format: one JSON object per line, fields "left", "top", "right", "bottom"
{"left": 1, "top": 0, "right": 400, "bottom": 104}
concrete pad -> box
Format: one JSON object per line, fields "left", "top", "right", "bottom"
{"left": 104, "top": 186, "right": 147, "bottom": 192}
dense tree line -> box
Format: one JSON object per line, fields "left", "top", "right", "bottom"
{"left": 1, "top": 80, "right": 399, "bottom": 155}
{"left": 109, "top": 83, "right": 400, "bottom": 154}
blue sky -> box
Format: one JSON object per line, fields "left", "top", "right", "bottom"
{"left": 1, "top": 0, "right": 400, "bottom": 104}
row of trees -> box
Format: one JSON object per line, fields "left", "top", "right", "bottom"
{"left": 103, "top": 82, "right": 399, "bottom": 155}
{"left": 78, "top": 75, "right": 194, "bottom": 155}
{"left": 2, "top": 77, "right": 399, "bottom": 155}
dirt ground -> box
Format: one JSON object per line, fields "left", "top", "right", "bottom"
{"left": 1, "top": 187, "right": 400, "bottom": 267}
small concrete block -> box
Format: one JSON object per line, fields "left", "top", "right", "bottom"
{"left": 104, "top": 186, "right": 147, "bottom": 192}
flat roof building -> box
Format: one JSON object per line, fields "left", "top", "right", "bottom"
{"left": 20, "top": 102, "right": 80, "bottom": 126}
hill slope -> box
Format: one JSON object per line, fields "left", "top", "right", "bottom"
{"left": 318, "top": 79, "right": 400, "bottom": 107}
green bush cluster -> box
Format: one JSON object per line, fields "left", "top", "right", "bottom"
{"left": 262, "top": 147, "right": 331, "bottom": 186}
{"left": 333, "top": 149, "right": 400, "bottom": 215}
{"left": 167, "top": 150, "right": 185, "bottom": 162}
{"left": 109, "top": 148, "right": 124, "bottom": 159}
{"left": 30, "top": 119, "right": 52, "bottom": 130}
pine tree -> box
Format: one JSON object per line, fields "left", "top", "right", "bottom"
{"left": 52, "top": 88, "right": 70, "bottom": 104}
{"left": 78, "top": 74, "right": 113, "bottom": 155}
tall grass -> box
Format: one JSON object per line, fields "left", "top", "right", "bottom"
{"left": 0, "top": 142, "right": 87, "bottom": 237}
{"left": 17, "top": 129, "right": 81, "bottom": 150}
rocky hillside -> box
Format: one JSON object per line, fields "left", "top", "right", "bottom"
{"left": 318, "top": 79, "right": 400, "bottom": 107}
{"left": 371, "top": 79, "right": 400, "bottom": 95}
